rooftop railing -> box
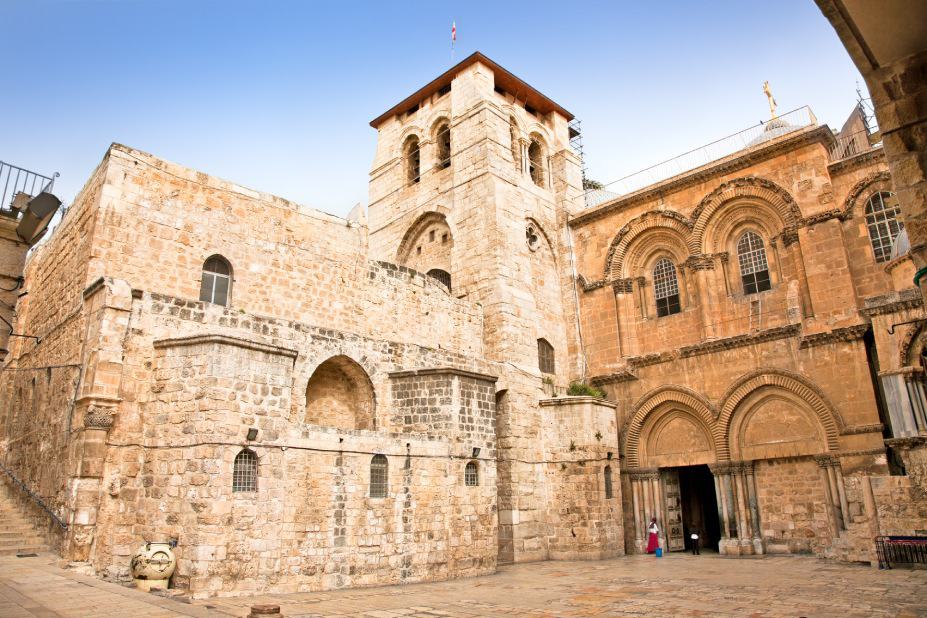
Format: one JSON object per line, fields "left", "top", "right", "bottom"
{"left": 828, "top": 128, "right": 881, "bottom": 162}
{"left": 586, "top": 106, "right": 818, "bottom": 201}
{"left": 0, "top": 160, "right": 58, "bottom": 213}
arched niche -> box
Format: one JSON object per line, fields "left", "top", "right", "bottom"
{"left": 396, "top": 211, "right": 454, "bottom": 281}
{"left": 640, "top": 407, "right": 717, "bottom": 468}
{"left": 728, "top": 391, "right": 826, "bottom": 460}
{"left": 305, "top": 355, "right": 376, "bottom": 431}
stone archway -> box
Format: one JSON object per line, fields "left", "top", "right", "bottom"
{"left": 305, "top": 355, "right": 376, "bottom": 430}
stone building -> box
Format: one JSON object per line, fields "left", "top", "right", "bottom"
{"left": 0, "top": 52, "right": 925, "bottom": 597}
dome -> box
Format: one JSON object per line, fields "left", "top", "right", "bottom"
{"left": 746, "top": 117, "right": 797, "bottom": 147}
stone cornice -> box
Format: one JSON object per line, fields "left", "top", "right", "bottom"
{"left": 861, "top": 289, "right": 923, "bottom": 317}
{"left": 884, "top": 436, "right": 927, "bottom": 450}
{"left": 577, "top": 274, "right": 607, "bottom": 292}
{"left": 677, "top": 324, "right": 801, "bottom": 359}
{"left": 539, "top": 396, "right": 618, "bottom": 409}
{"left": 388, "top": 367, "right": 498, "bottom": 383}
{"left": 153, "top": 333, "right": 299, "bottom": 359}
{"left": 798, "top": 324, "right": 869, "bottom": 348}
{"left": 589, "top": 369, "right": 638, "bottom": 385}
{"left": 840, "top": 423, "right": 884, "bottom": 436}
{"left": 569, "top": 125, "right": 832, "bottom": 228}
{"left": 827, "top": 146, "right": 885, "bottom": 175}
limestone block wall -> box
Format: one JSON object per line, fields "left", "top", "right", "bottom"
{"left": 754, "top": 458, "right": 832, "bottom": 554}
{"left": 91, "top": 288, "right": 497, "bottom": 597}
{"left": 0, "top": 216, "right": 28, "bottom": 354}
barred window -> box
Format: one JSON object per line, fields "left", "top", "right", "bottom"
{"left": 865, "top": 191, "right": 903, "bottom": 263}
{"left": 404, "top": 135, "right": 421, "bottom": 184}
{"left": 435, "top": 121, "right": 451, "bottom": 169}
{"left": 604, "top": 465, "right": 613, "bottom": 499}
{"left": 653, "top": 258, "right": 681, "bottom": 317}
{"left": 465, "top": 460, "right": 479, "bottom": 486}
{"left": 232, "top": 449, "right": 257, "bottom": 493}
{"left": 370, "top": 454, "right": 388, "bottom": 498}
{"left": 200, "top": 255, "right": 232, "bottom": 306}
{"left": 427, "top": 268, "right": 452, "bottom": 291}
{"left": 737, "top": 232, "right": 771, "bottom": 295}
{"left": 538, "top": 338, "right": 555, "bottom": 374}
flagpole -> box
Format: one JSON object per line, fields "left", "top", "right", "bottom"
{"left": 451, "top": 20, "right": 456, "bottom": 63}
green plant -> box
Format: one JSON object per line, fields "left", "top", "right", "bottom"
{"left": 542, "top": 376, "right": 554, "bottom": 386}
{"left": 567, "top": 382, "right": 606, "bottom": 399}
{"left": 569, "top": 440, "right": 576, "bottom": 452}
{"left": 594, "top": 430, "right": 603, "bottom": 441}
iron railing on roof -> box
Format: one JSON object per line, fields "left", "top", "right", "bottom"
{"left": 587, "top": 106, "right": 818, "bottom": 200}
{"left": 828, "top": 128, "right": 881, "bottom": 162}
{"left": 0, "top": 160, "right": 58, "bottom": 213}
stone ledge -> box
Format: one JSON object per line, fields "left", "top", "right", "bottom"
{"left": 798, "top": 324, "right": 869, "bottom": 348}
{"left": 388, "top": 367, "right": 498, "bottom": 383}
{"left": 152, "top": 333, "right": 299, "bottom": 359}
{"left": 539, "top": 396, "right": 618, "bottom": 409}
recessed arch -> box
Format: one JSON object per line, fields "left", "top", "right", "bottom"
{"left": 396, "top": 211, "right": 454, "bottom": 269}
{"left": 717, "top": 370, "right": 842, "bottom": 459}
{"left": 690, "top": 176, "right": 800, "bottom": 254}
{"left": 305, "top": 355, "right": 376, "bottom": 431}
{"left": 604, "top": 210, "right": 692, "bottom": 279}
{"left": 840, "top": 171, "right": 892, "bottom": 219}
{"left": 729, "top": 390, "right": 827, "bottom": 460}
{"left": 624, "top": 386, "right": 721, "bottom": 468}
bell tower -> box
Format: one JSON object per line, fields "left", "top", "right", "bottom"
{"left": 368, "top": 53, "right": 621, "bottom": 563}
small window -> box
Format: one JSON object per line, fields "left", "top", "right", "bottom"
{"left": 370, "top": 454, "right": 388, "bottom": 498}
{"left": 604, "top": 465, "right": 613, "bottom": 499}
{"left": 200, "top": 255, "right": 232, "bottom": 306}
{"left": 538, "top": 338, "right": 555, "bottom": 374}
{"left": 865, "top": 191, "right": 903, "bottom": 263}
{"left": 737, "top": 232, "right": 771, "bottom": 295}
{"left": 435, "top": 121, "right": 451, "bottom": 169}
{"left": 653, "top": 258, "right": 681, "bottom": 317}
{"left": 528, "top": 138, "right": 545, "bottom": 187}
{"left": 427, "top": 268, "right": 451, "bottom": 291}
{"left": 437, "top": 84, "right": 451, "bottom": 97}
{"left": 429, "top": 229, "right": 435, "bottom": 242}
{"left": 465, "top": 461, "right": 479, "bottom": 486}
{"left": 232, "top": 449, "right": 257, "bottom": 493}
{"left": 441, "top": 233, "right": 448, "bottom": 244}
{"left": 404, "top": 135, "right": 421, "bottom": 184}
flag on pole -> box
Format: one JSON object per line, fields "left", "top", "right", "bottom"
{"left": 452, "top": 21, "right": 456, "bottom": 42}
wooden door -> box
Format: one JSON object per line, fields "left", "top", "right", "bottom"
{"left": 661, "top": 469, "right": 685, "bottom": 551}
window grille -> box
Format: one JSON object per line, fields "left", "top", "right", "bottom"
{"left": 865, "top": 191, "right": 903, "bottom": 263}
{"left": 737, "top": 232, "right": 771, "bottom": 294}
{"left": 200, "top": 255, "right": 232, "bottom": 306}
{"left": 427, "top": 268, "right": 452, "bottom": 291}
{"left": 465, "top": 461, "right": 479, "bottom": 486}
{"left": 436, "top": 122, "right": 451, "bottom": 169}
{"left": 538, "top": 338, "right": 555, "bottom": 374}
{"left": 604, "top": 465, "right": 613, "bottom": 499}
{"left": 528, "top": 139, "right": 544, "bottom": 187}
{"left": 370, "top": 454, "right": 388, "bottom": 498}
{"left": 404, "top": 136, "right": 421, "bottom": 184}
{"left": 232, "top": 449, "right": 257, "bottom": 492}
{"left": 653, "top": 258, "right": 681, "bottom": 317}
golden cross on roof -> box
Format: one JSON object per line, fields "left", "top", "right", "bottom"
{"left": 763, "top": 81, "right": 778, "bottom": 119}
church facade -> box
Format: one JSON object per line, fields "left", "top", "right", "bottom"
{"left": 1, "top": 53, "right": 925, "bottom": 598}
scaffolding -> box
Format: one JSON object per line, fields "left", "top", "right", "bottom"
{"left": 568, "top": 118, "right": 587, "bottom": 188}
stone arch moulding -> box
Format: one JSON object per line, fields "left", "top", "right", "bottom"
{"left": 899, "top": 323, "right": 925, "bottom": 367}
{"left": 525, "top": 216, "right": 556, "bottom": 256}
{"left": 840, "top": 171, "right": 892, "bottom": 220}
{"left": 716, "top": 369, "right": 843, "bottom": 460}
{"left": 395, "top": 210, "right": 453, "bottom": 265}
{"left": 689, "top": 176, "right": 801, "bottom": 254}
{"left": 623, "top": 385, "right": 722, "bottom": 468}
{"left": 604, "top": 210, "right": 693, "bottom": 280}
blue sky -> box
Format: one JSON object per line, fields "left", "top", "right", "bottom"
{"left": 2, "top": 1, "right": 864, "bottom": 217}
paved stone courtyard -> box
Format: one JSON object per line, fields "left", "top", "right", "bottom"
{"left": 0, "top": 552, "right": 925, "bottom": 617}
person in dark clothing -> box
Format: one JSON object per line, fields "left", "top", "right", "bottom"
{"left": 690, "top": 529, "right": 701, "bottom": 555}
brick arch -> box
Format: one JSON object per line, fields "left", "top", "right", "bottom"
{"left": 690, "top": 176, "right": 801, "bottom": 254}
{"left": 396, "top": 210, "right": 453, "bottom": 265}
{"left": 716, "top": 370, "right": 842, "bottom": 460}
{"left": 624, "top": 386, "right": 722, "bottom": 468}
{"left": 604, "top": 210, "right": 693, "bottom": 279}
{"left": 840, "top": 171, "right": 892, "bottom": 219}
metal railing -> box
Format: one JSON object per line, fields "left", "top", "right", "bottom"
{"left": 587, "top": 107, "right": 818, "bottom": 199}
{"left": 0, "top": 458, "right": 68, "bottom": 530}
{"left": 828, "top": 128, "right": 881, "bottom": 162}
{"left": 0, "top": 160, "right": 58, "bottom": 212}
{"left": 875, "top": 535, "right": 927, "bottom": 569}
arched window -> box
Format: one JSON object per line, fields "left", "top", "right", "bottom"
{"left": 528, "top": 137, "right": 545, "bottom": 187}
{"left": 370, "top": 454, "right": 388, "bottom": 498}
{"left": 465, "top": 460, "right": 479, "bottom": 486}
{"left": 604, "top": 465, "right": 613, "bottom": 499}
{"left": 736, "top": 232, "right": 771, "bottom": 294}
{"left": 426, "top": 268, "right": 451, "bottom": 291}
{"left": 435, "top": 121, "right": 451, "bottom": 169}
{"left": 200, "top": 255, "right": 232, "bottom": 306}
{"left": 653, "top": 258, "right": 681, "bottom": 317}
{"left": 538, "top": 338, "right": 555, "bottom": 374}
{"left": 509, "top": 117, "right": 520, "bottom": 172}
{"left": 865, "top": 191, "right": 903, "bottom": 263}
{"left": 404, "top": 135, "right": 421, "bottom": 184}
{"left": 232, "top": 449, "right": 257, "bottom": 492}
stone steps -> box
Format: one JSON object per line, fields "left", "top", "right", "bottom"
{"left": 0, "top": 477, "right": 51, "bottom": 556}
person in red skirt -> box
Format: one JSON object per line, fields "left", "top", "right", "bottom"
{"left": 647, "top": 517, "right": 660, "bottom": 553}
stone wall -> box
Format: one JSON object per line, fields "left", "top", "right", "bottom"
{"left": 754, "top": 458, "right": 832, "bottom": 554}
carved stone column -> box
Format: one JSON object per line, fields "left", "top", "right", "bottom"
{"left": 712, "top": 471, "right": 728, "bottom": 540}
{"left": 731, "top": 463, "right": 755, "bottom": 554}
{"left": 742, "top": 461, "right": 764, "bottom": 554}
{"left": 815, "top": 455, "right": 845, "bottom": 536}
{"left": 710, "top": 462, "right": 739, "bottom": 554}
